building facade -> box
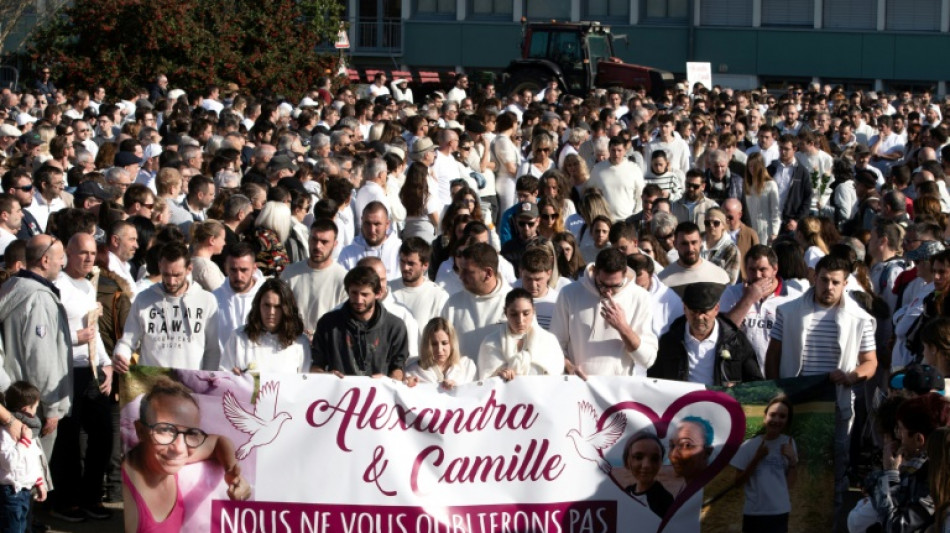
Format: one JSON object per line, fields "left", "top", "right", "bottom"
{"left": 344, "top": 0, "right": 950, "bottom": 94}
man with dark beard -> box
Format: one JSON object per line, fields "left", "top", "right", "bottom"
{"left": 657, "top": 221, "right": 730, "bottom": 297}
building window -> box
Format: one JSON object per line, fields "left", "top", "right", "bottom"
{"left": 470, "top": 0, "right": 512, "bottom": 18}
{"left": 416, "top": 0, "right": 455, "bottom": 17}
{"left": 700, "top": 0, "right": 752, "bottom": 26}
{"left": 761, "top": 0, "right": 814, "bottom": 26}
{"left": 643, "top": 0, "right": 688, "bottom": 21}
{"left": 824, "top": 0, "right": 875, "bottom": 29}
{"left": 886, "top": 0, "right": 941, "bottom": 31}
{"left": 524, "top": 0, "right": 570, "bottom": 20}
{"left": 584, "top": 0, "right": 630, "bottom": 21}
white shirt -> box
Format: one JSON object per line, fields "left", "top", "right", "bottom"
{"left": 108, "top": 252, "right": 136, "bottom": 290}
{"left": 772, "top": 158, "right": 797, "bottom": 208}
{"left": 55, "top": 272, "right": 111, "bottom": 367}
{"left": 719, "top": 281, "right": 802, "bottom": 373}
{"left": 212, "top": 276, "right": 263, "bottom": 355}
{"left": 0, "top": 227, "right": 17, "bottom": 260}
{"left": 685, "top": 320, "right": 719, "bottom": 386}
{"left": 26, "top": 193, "right": 66, "bottom": 233}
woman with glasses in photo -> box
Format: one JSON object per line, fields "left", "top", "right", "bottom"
{"left": 123, "top": 377, "right": 250, "bottom": 533}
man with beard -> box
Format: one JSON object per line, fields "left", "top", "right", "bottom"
{"left": 389, "top": 237, "right": 448, "bottom": 328}
{"left": 671, "top": 170, "right": 719, "bottom": 226}
{"left": 338, "top": 201, "right": 402, "bottom": 280}
{"left": 766, "top": 255, "right": 877, "bottom": 507}
{"left": 281, "top": 218, "right": 347, "bottom": 335}
{"left": 212, "top": 243, "right": 263, "bottom": 354}
{"left": 113, "top": 243, "right": 220, "bottom": 372}
{"left": 311, "top": 265, "right": 408, "bottom": 378}
{"left": 657, "top": 221, "right": 730, "bottom": 297}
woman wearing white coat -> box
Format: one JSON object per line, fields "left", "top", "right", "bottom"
{"left": 477, "top": 288, "right": 564, "bottom": 380}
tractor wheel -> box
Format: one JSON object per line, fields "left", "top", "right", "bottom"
{"left": 504, "top": 68, "right": 549, "bottom": 96}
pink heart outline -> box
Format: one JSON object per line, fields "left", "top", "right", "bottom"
{"left": 598, "top": 389, "right": 746, "bottom": 533}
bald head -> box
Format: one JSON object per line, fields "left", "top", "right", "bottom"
{"left": 919, "top": 146, "right": 937, "bottom": 163}
{"left": 26, "top": 235, "right": 65, "bottom": 280}
{"left": 65, "top": 232, "right": 97, "bottom": 278}
{"left": 722, "top": 198, "right": 743, "bottom": 231}
{"left": 356, "top": 256, "right": 387, "bottom": 296}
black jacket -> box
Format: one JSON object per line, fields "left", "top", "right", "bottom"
{"left": 311, "top": 302, "right": 409, "bottom": 377}
{"left": 648, "top": 315, "right": 763, "bottom": 386}
{"left": 766, "top": 160, "right": 813, "bottom": 227}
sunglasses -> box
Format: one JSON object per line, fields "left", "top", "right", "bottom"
{"left": 517, "top": 220, "right": 537, "bottom": 228}
{"left": 541, "top": 214, "right": 557, "bottom": 221}
{"left": 536, "top": 147, "right": 551, "bottom": 153}
{"left": 460, "top": 145, "right": 473, "bottom": 151}
{"left": 657, "top": 232, "right": 674, "bottom": 240}
{"left": 686, "top": 183, "right": 702, "bottom": 190}
{"left": 11, "top": 184, "right": 33, "bottom": 192}
{"left": 704, "top": 220, "right": 722, "bottom": 227}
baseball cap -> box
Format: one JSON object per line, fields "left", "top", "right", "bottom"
{"left": 516, "top": 201, "right": 539, "bottom": 220}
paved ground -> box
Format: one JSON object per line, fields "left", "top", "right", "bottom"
{"left": 37, "top": 501, "right": 123, "bottom": 533}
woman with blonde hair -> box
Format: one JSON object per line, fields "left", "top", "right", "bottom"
{"left": 405, "top": 318, "right": 476, "bottom": 389}
{"left": 562, "top": 153, "right": 590, "bottom": 206}
{"left": 743, "top": 151, "right": 781, "bottom": 244}
{"left": 190, "top": 219, "right": 226, "bottom": 291}
{"left": 517, "top": 133, "right": 556, "bottom": 179}
{"left": 537, "top": 195, "right": 565, "bottom": 240}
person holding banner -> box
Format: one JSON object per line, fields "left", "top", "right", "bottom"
{"left": 311, "top": 265, "right": 408, "bottom": 379}
{"left": 404, "top": 318, "right": 475, "bottom": 389}
{"left": 477, "top": 288, "right": 564, "bottom": 381}
{"left": 731, "top": 395, "right": 798, "bottom": 533}
{"left": 220, "top": 278, "right": 311, "bottom": 375}
{"left": 123, "top": 377, "right": 250, "bottom": 533}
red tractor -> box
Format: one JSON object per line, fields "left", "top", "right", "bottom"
{"left": 501, "top": 21, "right": 673, "bottom": 101}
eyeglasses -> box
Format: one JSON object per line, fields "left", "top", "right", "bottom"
{"left": 686, "top": 183, "right": 702, "bottom": 190}
{"left": 704, "top": 220, "right": 722, "bottom": 227}
{"left": 142, "top": 203, "right": 155, "bottom": 209}
{"left": 595, "top": 277, "right": 629, "bottom": 294}
{"left": 10, "top": 184, "right": 32, "bottom": 192}
{"left": 147, "top": 422, "right": 208, "bottom": 448}
{"left": 536, "top": 147, "right": 551, "bottom": 153}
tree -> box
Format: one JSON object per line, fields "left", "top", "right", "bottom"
{"left": 0, "top": 0, "right": 67, "bottom": 55}
{"left": 28, "top": 0, "right": 344, "bottom": 97}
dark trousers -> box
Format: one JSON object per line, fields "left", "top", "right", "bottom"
{"left": 0, "top": 485, "right": 32, "bottom": 533}
{"left": 50, "top": 367, "right": 113, "bottom": 509}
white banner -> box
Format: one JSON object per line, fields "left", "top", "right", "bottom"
{"left": 686, "top": 62, "right": 712, "bottom": 94}
{"left": 122, "top": 371, "right": 748, "bottom": 533}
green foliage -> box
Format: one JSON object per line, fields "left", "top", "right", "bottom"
{"left": 27, "top": 0, "right": 344, "bottom": 97}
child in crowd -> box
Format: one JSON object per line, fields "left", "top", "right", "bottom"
{"left": 0, "top": 381, "right": 49, "bottom": 533}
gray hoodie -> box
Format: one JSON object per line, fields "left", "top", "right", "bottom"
{"left": 0, "top": 275, "right": 73, "bottom": 419}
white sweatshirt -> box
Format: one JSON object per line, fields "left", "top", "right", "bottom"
{"left": 390, "top": 278, "right": 449, "bottom": 328}
{"left": 281, "top": 260, "right": 347, "bottom": 334}
{"left": 441, "top": 279, "right": 511, "bottom": 360}
{"left": 55, "top": 272, "right": 111, "bottom": 367}
{"left": 212, "top": 276, "right": 263, "bottom": 355}
{"left": 220, "top": 330, "right": 311, "bottom": 374}
{"left": 550, "top": 265, "right": 657, "bottom": 376}
{"left": 114, "top": 281, "right": 220, "bottom": 370}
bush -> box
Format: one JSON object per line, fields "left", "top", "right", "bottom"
{"left": 28, "top": 0, "right": 343, "bottom": 98}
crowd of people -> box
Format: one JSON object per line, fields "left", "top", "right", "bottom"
{"left": 0, "top": 69, "right": 944, "bottom": 532}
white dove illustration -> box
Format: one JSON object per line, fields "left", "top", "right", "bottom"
{"left": 566, "top": 401, "right": 627, "bottom": 473}
{"left": 223, "top": 381, "right": 292, "bottom": 459}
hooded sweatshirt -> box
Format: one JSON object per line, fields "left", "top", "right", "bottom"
{"left": 338, "top": 234, "right": 403, "bottom": 281}
{"left": 0, "top": 273, "right": 73, "bottom": 419}
{"left": 114, "top": 281, "right": 220, "bottom": 371}
{"left": 550, "top": 265, "right": 657, "bottom": 376}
